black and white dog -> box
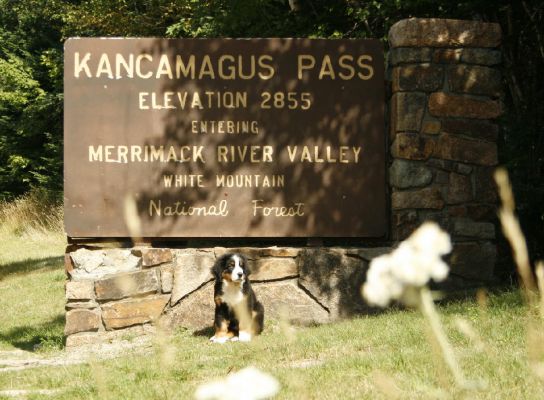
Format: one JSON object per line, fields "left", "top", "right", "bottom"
{"left": 210, "top": 253, "right": 264, "bottom": 343}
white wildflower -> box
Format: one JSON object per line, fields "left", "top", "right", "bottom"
{"left": 429, "top": 259, "right": 449, "bottom": 281}
{"left": 408, "top": 221, "right": 452, "bottom": 256}
{"left": 194, "top": 366, "right": 280, "bottom": 400}
{"left": 390, "top": 242, "right": 430, "bottom": 286}
{"left": 362, "top": 222, "right": 452, "bottom": 307}
{"left": 362, "top": 255, "right": 403, "bottom": 307}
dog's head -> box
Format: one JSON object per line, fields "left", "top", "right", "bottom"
{"left": 212, "top": 253, "right": 250, "bottom": 283}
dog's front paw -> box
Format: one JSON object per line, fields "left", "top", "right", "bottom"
{"left": 238, "top": 331, "right": 252, "bottom": 342}
{"left": 209, "top": 335, "right": 230, "bottom": 344}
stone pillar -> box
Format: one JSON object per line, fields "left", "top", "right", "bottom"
{"left": 63, "top": 20, "right": 507, "bottom": 345}
{"left": 63, "top": 245, "right": 339, "bottom": 346}
{"left": 388, "top": 18, "right": 502, "bottom": 286}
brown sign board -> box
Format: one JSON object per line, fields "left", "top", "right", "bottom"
{"left": 64, "top": 38, "right": 386, "bottom": 238}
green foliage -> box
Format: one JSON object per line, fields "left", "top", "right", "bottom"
{"left": 496, "top": 1, "right": 544, "bottom": 260}
{"left": 0, "top": 0, "right": 542, "bottom": 257}
{"left": 62, "top": 0, "right": 189, "bottom": 37}
{"left": 0, "top": 0, "right": 64, "bottom": 199}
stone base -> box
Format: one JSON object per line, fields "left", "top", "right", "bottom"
{"left": 61, "top": 17, "right": 503, "bottom": 347}
{"left": 64, "top": 242, "right": 496, "bottom": 346}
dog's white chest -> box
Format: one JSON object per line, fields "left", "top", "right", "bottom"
{"left": 222, "top": 282, "right": 244, "bottom": 306}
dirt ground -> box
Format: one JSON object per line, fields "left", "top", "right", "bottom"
{"left": 0, "top": 335, "right": 152, "bottom": 373}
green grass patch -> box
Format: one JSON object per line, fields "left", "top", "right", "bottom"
{"left": 0, "top": 269, "right": 543, "bottom": 398}
{"left": 1, "top": 202, "right": 543, "bottom": 398}
{"left": 0, "top": 189, "right": 63, "bottom": 239}
{"left": 0, "top": 232, "right": 66, "bottom": 352}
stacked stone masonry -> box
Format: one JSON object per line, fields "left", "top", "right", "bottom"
{"left": 388, "top": 18, "right": 500, "bottom": 284}
{"left": 65, "top": 18, "right": 503, "bottom": 344}
{"left": 64, "top": 246, "right": 391, "bottom": 347}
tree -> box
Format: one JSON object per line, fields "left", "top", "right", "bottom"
{"left": 0, "top": 0, "right": 541, "bottom": 258}
{"left": 0, "top": 0, "right": 64, "bottom": 199}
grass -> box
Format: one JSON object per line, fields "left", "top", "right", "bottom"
{"left": 0, "top": 289, "right": 542, "bottom": 399}
{"left": 0, "top": 189, "right": 63, "bottom": 239}
{"left": 0, "top": 191, "right": 66, "bottom": 352}
{"left": 1, "top": 193, "right": 543, "bottom": 398}
{"left": 0, "top": 234, "right": 66, "bottom": 352}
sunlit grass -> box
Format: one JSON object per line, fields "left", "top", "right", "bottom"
{"left": 0, "top": 201, "right": 66, "bottom": 352}
{"left": 1, "top": 193, "right": 543, "bottom": 398}
{"left": 0, "top": 285, "right": 542, "bottom": 399}
{"left": 0, "top": 189, "right": 64, "bottom": 240}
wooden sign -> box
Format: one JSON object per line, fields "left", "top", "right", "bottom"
{"left": 64, "top": 38, "right": 385, "bottom": 238}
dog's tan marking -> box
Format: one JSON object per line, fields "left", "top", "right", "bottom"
{"left": 250, "top": 311, "right": 261, "bottom": 335}
{"left": 221, "top": 270, "right": 233, "bottom": 282}
{"left": 214, "top": 320, "right": 235, "bottom": 339}
{"left": 210, "top": 320, "right": 235, "bottom": 343}
{"left": 214, "top": 295, "right": 223, "bottom": 306}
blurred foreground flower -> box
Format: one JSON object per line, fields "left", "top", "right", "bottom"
{"left": 363, "top": 222, "right": 451, "bottom": 307}
{"left": 362, "top": 222, "right": 481, "bottom": 389}
{"left": 194, "top": 366, "right": 280, "bottom": 400}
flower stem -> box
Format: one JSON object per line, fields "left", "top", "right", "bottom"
{"left": 419, "top": 286, "right": 467, "bottom": 387}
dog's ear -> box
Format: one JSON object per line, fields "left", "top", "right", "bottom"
{"left": 211, "top": 255, "right": 222, "bottom": 279}
{"left": 211, "top": 253, "right": 229, "bottom": 279}
{"left": 240, "top": 254, "right": 251, "bottom": 275}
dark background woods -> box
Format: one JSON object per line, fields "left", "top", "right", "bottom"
{"left": 0, "top": 0, "right": 542, "bottom": 260}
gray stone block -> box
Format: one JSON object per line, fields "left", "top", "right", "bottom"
{"left": 389, "top": 18, "right": 501, "bottom": 48}
{"left": 434, "top": 133, "right": 498, "bottom": 166}
{"left": 101, "top": 295, "right": 170, "bottom": 330}
{"left": 447, "top": 173, "right": 473, "bottom": 204}
{"left": 449, "top": 241, "right": 496, "bottom": 281}
{"left": 460, "top": 48, "right": 501, "bottom": 65}
{"left": 95, "top": 269, "right": 160, "bottom": 301}
{"left": 392, "top": 187, "right": 445, "bottom": 210}
{"left": 429, "top": 92, "right": 502, "bottom": 119}
{"left": 254, "top": 280, "right": 329, "bottom": 324}
{"left": 452, "top": 218, "right": 495, "bottom": 239}
{"left": 65, "top": 309, "right": 101, "bottom": 335}
{"left": 448, "top": 65, "right": 501, "bottom": 97}
{"left": 441, "top": 118, "right": 498, "bottom": 142}
{"left": 66, "top": 280, "right": 95, "bottom": 300}
{"left": 135, "top": 248, "right": 173, "bottom": 267}
{"left": 344, "top": 248, "right": 392, "bottom": 261}
{"left": 298, "top": 248, "right": 370, "bottom": 319}
{"left": 391, "top": 133, "right": 434, "bottom": 161}
{"left": 391, "top": 92, "right": 427, "bottom": 132}
{"left": 65, "top": 300, "right": 99, "bottom": 310}
{"left": 251, "top": 257, "right": 298, "bottom": 281}
{"left": 160, "top": 265, "right": 174, "bottom": 294}
{"left": 389, "top": 47, "right": 433, "bottom": 65}
{"left": 392, "top": 64, "right": 444, "bottom": 92}
{"left": 389, "top": 159, "right": 433, "bottom": 189}
{"left": 161, "top": 282, "right": 215, "bottom": 331}
{"left": 70, "top": 248, "right": 141, "bottom": 280}
{"left": 171, "top": 249, "right": 215, "bottom": 305}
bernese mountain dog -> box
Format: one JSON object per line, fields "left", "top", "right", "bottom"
{"left": 210, "top": 253, "right": 264, "bottom": 343}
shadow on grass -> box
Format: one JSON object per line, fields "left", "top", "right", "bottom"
{"left": 0, "top": 256, "right": 63, "bottom": 281}
{"left": 0, "top": 314, "right": 65, "bottom": 351}
{"left": 192, "top": 327, "right": 214, "bottom": 337}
